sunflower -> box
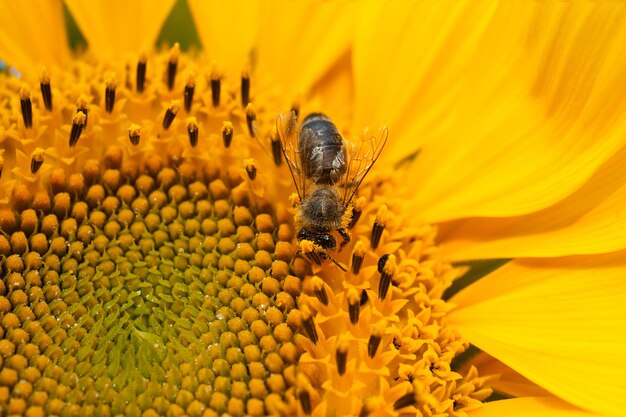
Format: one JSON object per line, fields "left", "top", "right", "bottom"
{"left": 0, "top": 1, "right": 625, "bottom": 417}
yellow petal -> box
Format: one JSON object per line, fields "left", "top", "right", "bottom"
{"left": 187, "top": 0, "right": 259, "bottom": 78}
{"left": 0, "top": 0, "right": 70, "bottom": 76}
{"left": 448, "top": 253, "right": 626, "bottom": 417}
{"left": 64, "top": 0, "right": 176, "bottom": 60}
{"left": 441, "top": 144, "right": 626, "bottom": 260}
{"left": 355, "top": 2, "right": 626, "bottom": 222}
{"left": 255, "top": 0, "right": 356, "bottom": 103}
{"left": 473, "top": 397, "right": 606, "bottom": 417}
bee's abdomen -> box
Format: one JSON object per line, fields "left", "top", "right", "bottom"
{"left": 299, "top": 113, "right": 346, "bottom": 184}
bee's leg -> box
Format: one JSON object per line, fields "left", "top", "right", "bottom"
{"left": 337, "top": 228, "right": 351, "bottom": 251}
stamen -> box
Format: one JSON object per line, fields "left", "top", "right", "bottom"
{"left": 69, "top": 112, "right": 87, "bottom": 147}
{"left": 222, "top": 121, "right": 234, "bottom": 148}
{"left": 359, "top": 398, "right": 384, "bottom": 417}
{"left": 371, "top": 205, "right": 389, "bottom": 249}
{"left": 246, "top": 103, "right": 257, "bottom": 137}
{"left": 349, "top": 197, "right": 366, "bottom": 229}
{"left": 162, "top": 100, "right": 181, "bottom": 130}
{"left": 311, "top": 276, "right": 328, "bottom": 306}
{"left": 40, "top": 67, "right": 52, "bottom": 111}
{"left": 184, "top": 72, "right": 195, "bottom": 112}
{"left": 335, "top": 337, "right": 348, "bottom": 376}
{"left": 241, "top": 67, "right": 250, "bottom": 107}
{"left": 346, "top": 288, "right": 361, "bottom": 325}
{"left": 136, "top": 51, "right": 147, "bottom": 93}
{"left": 211, "top": 67, "right": 220, "bottom": 107}
{"left": 297, "top": 375, "right": 313, "bottom": 415}
{"left": 76, "top": 95, "right": 89, "bottom": 127}
{"left": 105, "top": 74, "right": 116, "bottom": 113}
{"left": 270, "top": 129, "right": 282, "bottom": 166}
{"left": 351, "top": 241, "right": 366, "bottom": 274}
{"left": 367, "top": 325, "right": 384, "bottom": 358}
{"left": 30, "top": 148, "right": 44, "bottom": 174}
{"left": 300, "top": 305, "right": 318, "bottom": 344}
{"left": 393, "top": 392, "right": 417, "bottom": 410}
{"left": 360, "top": 289, "right": 369, "bottom": 306}
{"left": 128, "top": 123, "right": 141, "bottom": 146}
{"left": 244, "top": 159, "right": 257, "bottom": 180}
{"left": 19, "top": 88, "right": 32, "bottom": 129}
{"left": 186, "top": 117, "right": 198, "bottom": 147}
{"left": 378, "top": 254, "right": 396, "bottom": 300}
{"left": 167, "top": 43, "right": 180, "bottom": 90}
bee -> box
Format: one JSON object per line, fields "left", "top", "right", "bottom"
{"left": 277, "top": 111, "right": 388, "bottom": 270}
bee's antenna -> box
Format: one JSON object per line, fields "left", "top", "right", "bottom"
{"left": 327, "top": 253, "right": 347, "bottom": 272}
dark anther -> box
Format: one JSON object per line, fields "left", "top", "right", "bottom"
{"left": 167, "top": 44, "right": 180, "bottom": 91}
{"left": 241, "top": 71, "right": 250, "bottom": 107}
{"left": 128, "top": 127, "right": 140, "bottom": 146}
{"left": 69, "top": 112, "right": 87, "bottom": 147}
{"left": 378, "top": 269, "right": 393, "bottom": 300}
{"left": 378, "top": 254, "right": 390, "bottom": 273}
{"left": 393, "top": 392, "right": 417, "bottom": 410}
{"left": 299, "top": 391, "right": 312, "bottom": 415}
{"left": 162, "top": 102, "right": 180, "bottom": 130}
{"left": 105, "top": 82, "right": 116, "bottom": 113}
{"left": 246, "top": 106, "right": 256, "bottom": 137}
{"left": 136, "top": 57, "right": 146, "bottom": 93}
{"left": 187, "top": 119, "right": 199, "bottom": 147}
{"left": 371, "top": 220, "right": 385, "bottom": 249}
{"left": 351, "top": 252, "right": 364, "bottom": 275}
{"left": 222, "top": 122, "right": 233, "bottom": 148}
{"left": 367, "top": 334, "right": 381, "bottom": 358}
{"left": 349, "top": 206, "right": 363, "bottom": 229}
{"left": 348, "top": 299, "right": 360, "bottom": 325}
{"left": 360, "top": 289, "right": 369, "bottom": 306}
{"left": 19, "top": 89, "right": 32, "bottom": 129}
{"left": 302, "top": 315, "right": 318, "bottom": 344}
{"left": 40, "top": 71, "right": 52, "bottom": 111}
{"left": 271, "top": 135, "right": 282, "bottom": 166}
{"left": 336, "top": 347, "right": 347, "bottom": 376}
{"left": 184, "top": 84, "right": 194, "bottom": 113}
{"left": 314, "top": 286, "right": 329, "bottom": 306}
{"left": 393, "top": 337, "right": 401, "bottom": 350}
{"left": 245, "top": 163, "right": 257, "bottom": 180}
{"left": 31, "top": 152, "right": 44, "bottom": 174}
{"left": 76, "top": 98, "right": 88, "bottom": 127}
{"left": 211, "top": 76, "right": 220, "bottom": 107}
{"left": 359, "top": 405, "right": 371, "bottom": 417}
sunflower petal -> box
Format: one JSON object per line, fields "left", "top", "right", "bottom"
{"left": 64, "top": 0, "right": 176, "bottom": 60}
{"left": 187, "top": 0, "right": 259, "bottom": 78}
{"left": 0, "top": 0, "right": 70, "bottom": 76}
{"left": 448, "top": 253, "right": 626, "bottom": 417}
{"left": 473, "top": 397, "right": 605, "bottom": 417}
{"left": 440, "top": 144, "right": 626, "bottom": 260}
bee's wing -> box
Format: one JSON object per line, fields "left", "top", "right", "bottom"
{"left": 341, "top": 126, "right": 388, "bottom": 207}
{"left": 277, "top": 111, "right": 307, "bottom": 201}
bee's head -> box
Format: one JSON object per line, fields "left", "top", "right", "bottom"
{"left": 298, "top": 228, "right": 336, "bottom": 250}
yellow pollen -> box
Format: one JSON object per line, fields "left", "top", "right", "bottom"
{"left": 72, "top": 111, "right": 86, "bottom": 125}
{"left": 105, "top": 73, "right": 117, "bottom": 89}
{"left": 39, "top": 67, "right": 50, "bottom": 84}
{"left": 18, "top": 87, "right": 30, "bottom": 100}
{"left": 185, "top": 116, "right": 198, "bottom": 131}
{"left": 168, "top": 42, "right": 180, "bottom": 63}
{"left": 185, "top": 71, "right": 196, "bottom": 87}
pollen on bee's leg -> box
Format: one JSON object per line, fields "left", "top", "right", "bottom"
{"left": 311, "top": 276, "right": 328, "bottom": 306}
{"left": 299, "top": 305, "right": 318, "bottom": 344}
{"left": 378, "top": 254, "right": 396, "bottom": 300}
{"left": 184, "top": 72, "right": 195, "bottom": 112}
{"left": 241, "top": 66, "right": 250, "bottom": 107}
{"left": 346, "top": 288, "right": 361, "bottom": 325}
{"left": 246, "top": 103, "right": 257, "bottom": 137}
{"left": 244, "top": 159, "right": 257, "bottom": 180}
{"left": 371, "top": 204, "right": 389, "bottom": 249}
{"left": 351, "top": 241, "right": 366, "bottom": 275}
{"left": 349, "top": 197, "right": 366, "bottom": 229}
{"left": 136, "top": 51, "right": 147, "bottom": 92}
{"left": 40, "top": 67, "right": 52, "bottom": 111}
{"left": 186, "top": 117, "right": 198, "bottom": 147}
{"left": 128, "top": 123, "right": 141, "bottom": 146}
{"left": 206, "top": 67, "right": 219, "bottom": 108}
{"left": 162, "top": 100, "right": 180, "bottom": 130}
{"left": 19, "top": 87, "right": 32, "bottom": 129}
{"left": 167, "top": 42, "right": 180, "bottom": 90}
{"left": 367, "top": 323, "right": 385, "bottom": 358}
{"left": 30, "top": 148, "right": 44, "bottom": 174}
{"left": 69, "top": 111, "right": 87, "bottom": 147}
{"left": 271, "top": 129, "right": 282, "bottom": 166}
{"left": 222, "top": 121, "right": 233, "bottom": 148}
{"left": 105, "top": 74, "right": 116, "bottom": 113}
{"left": 76, "top": 95, "right": 89, "bottom": 127}
{"left": 335, "top": 337, "right": 349, "bottom": 376}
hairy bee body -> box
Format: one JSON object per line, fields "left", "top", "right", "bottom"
{"left": 298, "top": 113, "right": 346, "bottom": 185}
